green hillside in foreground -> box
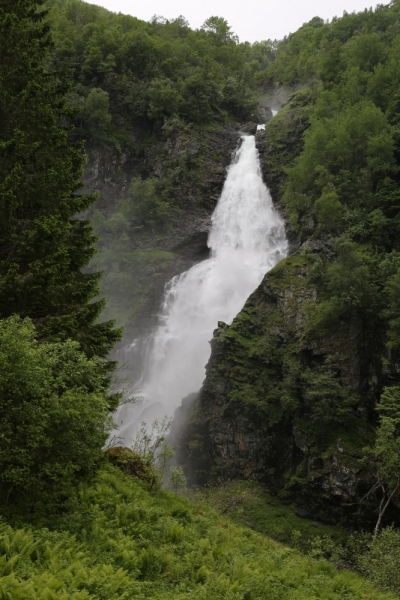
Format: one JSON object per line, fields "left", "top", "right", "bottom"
{"left": 0, "top": 465, "right": 396, "bottom": 600}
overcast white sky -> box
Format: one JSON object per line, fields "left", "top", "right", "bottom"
{"left": 85, "top": 0, "right": 381, "bottom": 43}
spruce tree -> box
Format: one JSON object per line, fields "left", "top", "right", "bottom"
{"left": 0, "top": 0, "right": 120, "bottom": 359}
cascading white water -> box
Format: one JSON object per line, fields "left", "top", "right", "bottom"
{"left": 115, "top": 134, "right": 287, "bottom": 444}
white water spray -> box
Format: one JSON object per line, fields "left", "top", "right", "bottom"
{"left": 115, "top": 134, "right": 287, "bottom": 444}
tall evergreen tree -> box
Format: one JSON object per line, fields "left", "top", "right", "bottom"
{"left": 0, "top": 0, "right": 120, "bottom": 359}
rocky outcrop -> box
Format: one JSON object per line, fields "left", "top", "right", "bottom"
{"left": 174, "top": 246, "right": 385, "bottom": 526}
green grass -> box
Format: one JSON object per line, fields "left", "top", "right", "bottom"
{"left": 198, "top": 480, "right": 348, "bottom": 550}
{"left": 0, "top": 465, "right": 396, "bottom": 599}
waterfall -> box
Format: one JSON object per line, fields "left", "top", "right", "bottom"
{"left": 115, "top": 134, "right": 288, "bottom": 445}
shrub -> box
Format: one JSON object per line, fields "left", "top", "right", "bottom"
{"left": 122, "top": 177, "right": 171, "bottom": 230}
{"left": 106, "top": 447, "right": 157, "bottom": 485}
{"left": 356, "top": 527, "right": 400, "bottom": 593}
{"left": 302, "top": 360, "right": 354, "bottom": 425}
{"left": 0, "top": 316, "right": 113, "bottom": 513}
{"left": 82, "top": 87, "right": 112, "bottom": 143}
{"left": 314, "top": 186, "right": 343, "bottom": 231}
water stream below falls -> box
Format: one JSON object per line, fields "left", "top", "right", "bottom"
{"left": 114, "top": 134, "right": 288, "bottom": 445}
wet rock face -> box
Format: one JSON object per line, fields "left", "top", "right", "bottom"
{"left": 255, "top": 105, "right": 273, "bottom": 124}
{"left": 83, "top": 124, "right": 242, "bottom": 351}
{"left": 238, "top": 122, "right": 259, "bottom": 135}
{"left": 83, "top": 146, "right": 131, "bottom": 215}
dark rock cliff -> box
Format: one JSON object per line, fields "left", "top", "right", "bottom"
{"left": 173, "top": 251, "right": 380, "bottom": 526}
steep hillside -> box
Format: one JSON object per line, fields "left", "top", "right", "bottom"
{"left": 0, "top": 462, "right": 396, "bottom": 600}
{"left": 176, "top": 3, "right": 400, "bottom": 528}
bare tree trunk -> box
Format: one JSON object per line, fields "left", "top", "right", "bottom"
{"left": 4, "top": 484, "right": 14, "bottom": 508}
{"left": 374, "top": 481, "right": 400, "bottom": 537}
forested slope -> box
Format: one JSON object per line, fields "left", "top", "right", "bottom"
{"left": 44, "top": 0, "right": 276, "bottom": 352}
{"left": 47, "top": 0, "right": 265, "bottom": 130}
{"left": 178, "top": 0, "right": 400, "bottom": 533}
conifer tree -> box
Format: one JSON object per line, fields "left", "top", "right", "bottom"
{"left": 0, "top": 0, "right": 120, "bottom": 359}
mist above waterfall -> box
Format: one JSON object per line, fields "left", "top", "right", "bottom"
{"left": 116, "top": 134, "right": 287, "bottom": 443}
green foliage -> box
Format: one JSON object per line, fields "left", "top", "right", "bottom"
{"left": 170, "top": 467, "right": 187, "bottom": 493}
{"left": 122, "top": 177, "right": 172, "bottom": 230}
{"left": 268, "top": 5, "right": 400, "bottom": 87}
{"left": 198, "top": 480, "right": 348, "bottom": 550}
{"left": 0, "top": 0, "right": 119, "bottom": 358}
{"left": 0, "top": 316, "right": 112, "bottom": 512}
{"left": 302, "top": 361, "right": 354, "bottom": 425}
{"left": 202, "top": 16, "right": 238, "bottom": 44}
{"left": 314, "top": 186, "right": 343, "bottom": 231}
{"left": 261, "top": 89, "right": 314, "bottom": 206}
{"left": 82, "top": 87, "right": 112, "bottom": 143}
{"left": 201, "top": 482, "right": 400, "bottom": 595}
{"left": 131, "top": 417, "right": 175, "bottom": 486}
{"left": 0, "top": 465, "right": 394, "bottom": 599}
{"left": 326, "top": 238, "right": 372, "bottom": 309}
{"left": 283, "top": 100, "right": 393, "bottom": 225}
{"left": 46, "top": 0, "right": 270, "bottom": 130}
{"left": 383, "top": 268, "right": 400, "bottom": 348}
{"left": 305, "top": 238, "right": 373, "bottom": 334}
{"left": 266, "top": 3, "right": 400, "bottom": 282}
{"left": 362, "top": 387, "right": 400, "bottom": 533}
{"left": 356, "top": 527, "right": 400, "bottom": 593}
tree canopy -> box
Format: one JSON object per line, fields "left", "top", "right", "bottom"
{"left": 45, "top": 0, "right": 275, "bottom": 133}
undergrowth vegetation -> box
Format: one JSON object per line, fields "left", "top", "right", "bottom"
{"left": 0, "top": 465, "right": 396, "bottom": 600}
{"left": 198, "top": 480, "right": 400, "bottom": 593}
{"left": 198, "top": 480, "right": 348, "bottom": 549}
